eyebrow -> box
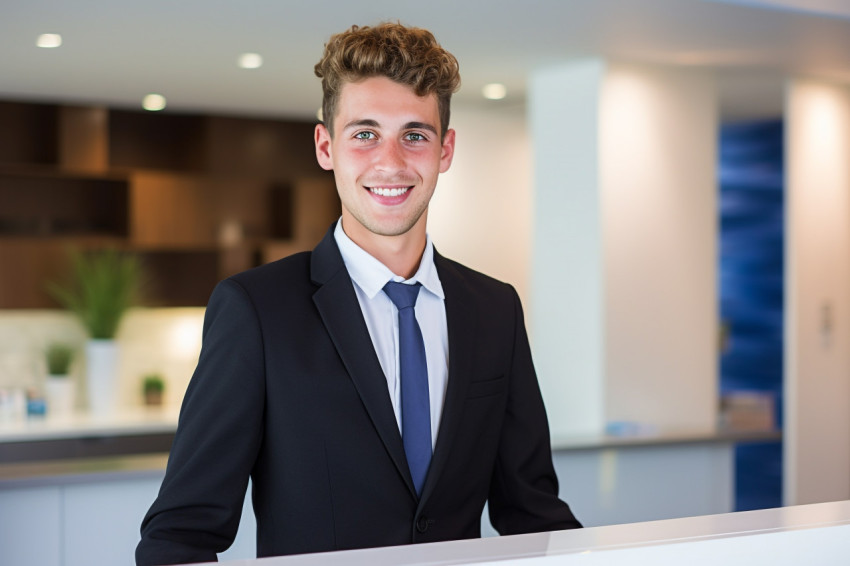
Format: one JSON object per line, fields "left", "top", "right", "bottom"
{"left": 404, "top": 121, "right": 438, "bottom": 135}
{"left": 343, "top": 119, "right": 380, "bottom": 130}
{"left": 343, "top": 119, "right": 438, "bottom": 135}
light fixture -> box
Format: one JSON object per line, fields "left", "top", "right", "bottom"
{"left": 482, "top": 83, "right": 507, "bottom": 100}
{"left": 238, "top": 53, "right": 263, "bottom": 69}
{"left": 142, "top": 94, "right": 167, "bottom": 112}
{"left": 36, "top": 33, "right": 62, "bottom": 48}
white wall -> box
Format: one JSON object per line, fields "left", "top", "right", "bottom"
{"left": 429, "top": 104, "right": 534, "bottom": 307}
{"left": 600, "top": 63, "right": 718, "bottom": 429}
{"left": 530, "top": 60, "right": 718, "bottom": 436}
{"left": 0, "top": 308, "right": 204, "bottom": 411}
{"left": 784, "top": 77, "right": 850, "bottom": 506}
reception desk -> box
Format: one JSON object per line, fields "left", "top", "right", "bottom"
{"left": 202, "top": 500, "right": 850, "bottom": 565}
{"left": 0, "top": 410, "right": 780, "bottom": 566}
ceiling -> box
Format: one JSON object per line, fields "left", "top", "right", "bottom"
{"left": 3, "top": 0, "right": 850, "bottom": 122}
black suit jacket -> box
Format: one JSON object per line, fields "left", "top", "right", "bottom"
{"left": 137, "top": 224, "right": 580, "bottom": 565}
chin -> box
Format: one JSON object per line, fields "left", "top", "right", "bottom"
{"left": 364, "top": 216, "right": 421, "bottom": 238}
{"left": 369, "top": 224, "right": 417, "bottom": 237}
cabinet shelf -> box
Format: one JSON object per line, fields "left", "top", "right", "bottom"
{"left": 109, "top": 110, "right": 207, "bottom": 172}
{"left": 0, "top": 101, "right": 59, "bottom": 167}
{"left": 0, "top": 99, "right": 339, "bottom": 309}
{"left": 0, "top": 170, "right": 128, "bottom": 238}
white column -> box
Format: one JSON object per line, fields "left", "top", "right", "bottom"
{"left": 530, "top": 60, "right": 718, "bottom": 436}
{"left": 784, "top": 77, "right": 850, "bottom": 506}
{"left": 530, "top": 61, "right": 607, "bottom": 435}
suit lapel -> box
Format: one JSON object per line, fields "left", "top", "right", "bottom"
{"left": 310, "top": 226, "right": 416, "bottom": 498}
{"left": 419, "top": 252, "right": 478, "bottom": 504}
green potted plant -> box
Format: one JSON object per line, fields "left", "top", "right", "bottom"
{"left": 46, "top": 343, "right": 75, "bottom": 376}
{"left": 44, "top": 342, "right": 76, "bottom": 416}
{"left": 48, "top": 248, "right": 143, "bottom": 414}
{"left": 142, "top": 373, "right": 165, "bottom": 407}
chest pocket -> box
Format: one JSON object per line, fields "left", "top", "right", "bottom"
{"left": 465, "top": 375, "right": 506, "bottom": 399}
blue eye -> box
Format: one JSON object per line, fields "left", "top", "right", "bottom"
{"left": 405, "top": 132, "right": 426, "bottom": 142}
{"left": 354, "top": 131, "right": 376, "bottom": 140}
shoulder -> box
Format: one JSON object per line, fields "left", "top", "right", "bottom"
{"left": 435, "top": 254, "right": 519, "bottom": 305}
{"left": 208, "top": 251, "right": 315, "bottom": 309}
{"left": 435, "top": 254, "right": 513, "bottom": 290}
{"left": 230, "top": 251, "right": 312, "bottom": 288}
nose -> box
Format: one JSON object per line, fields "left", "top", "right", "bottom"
{"left": 374, "top": 138, "right": 406, "bottom": 174}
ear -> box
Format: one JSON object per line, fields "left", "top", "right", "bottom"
{"left": 439, "top": 128, "right": 456, "bottom": 173}
{"left": 315, "top": 123, "right": 333, "bottom": 171}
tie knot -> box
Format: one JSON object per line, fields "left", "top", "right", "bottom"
{"left": 383, "top": 281, "right": 421, "bottom": 311}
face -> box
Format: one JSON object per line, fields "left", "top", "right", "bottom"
{"left": 315, "top": 76, "right": 455, "bottom": 245}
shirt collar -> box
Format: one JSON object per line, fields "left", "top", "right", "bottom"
{"left": 334, "top": 219, "right": 445, "bottom": 300}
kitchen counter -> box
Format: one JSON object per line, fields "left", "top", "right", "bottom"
{"left": 0, "top": 406, "right": 178, "bottom": 444}
{"left": 1, "top": 406, "right": 776, "bottom": 452}
{"left": 0, "top": 408, "right": 177, "bottom": 483}
{"left": 551, "top": 426, "right": 781, "bottom": 451}
{"left": 0, "top": 408, "right": 778, "bottom": 485}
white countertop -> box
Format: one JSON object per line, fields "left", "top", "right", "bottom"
{"left": 0, "top": 408, "right": 780, "bottom": 488}
{"left": 207, "top": 500, "right": 850, "bottom": 565}
{"left": 0, "top": 408, "right": 777, "bottom": 448}
{"left": 0, "top": 406, "right": 179, "bottom": 444}
{"left": 551, "top": 426, "right": 781, "bottom": 451}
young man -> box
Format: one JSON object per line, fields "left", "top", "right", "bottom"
{"left": 136, "top": 22, "right": 580, "bottom": 566}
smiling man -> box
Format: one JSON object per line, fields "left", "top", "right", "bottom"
{"left": 315, "top": 75, "right": 452, "bottom": 277}
{"left": 136, "top": 22, "right": 580, "bottom": 566}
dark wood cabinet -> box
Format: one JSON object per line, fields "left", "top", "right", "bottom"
{"left": 0, "top": 100, "right": 338, "bottom": 308}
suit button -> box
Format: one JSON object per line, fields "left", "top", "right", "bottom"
{"left": 416, "top": 516, "right": 430, "bottom": 533}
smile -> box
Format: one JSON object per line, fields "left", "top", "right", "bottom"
{"left": 369, "top": 187, "right": 411, "bottom": 197}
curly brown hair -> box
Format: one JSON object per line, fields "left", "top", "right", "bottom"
{"left": 314, "top": 22, "right": 461, "bottom": 139}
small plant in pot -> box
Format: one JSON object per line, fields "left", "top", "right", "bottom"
{"left": 44, "top": 342, "right": 77, "bottom": 416}
{"left": 142, "top": 373, "right": 165, "bottom": 407}
{"left": 46, "top": 343, "right": 75, "bottom": 377}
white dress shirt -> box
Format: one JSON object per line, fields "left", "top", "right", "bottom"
{"left": 334, "top": 220, "right": 449, "bottom": 450}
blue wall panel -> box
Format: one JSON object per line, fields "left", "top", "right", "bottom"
{"left": 718, "top": 119, "right": 784, "bottom": 511}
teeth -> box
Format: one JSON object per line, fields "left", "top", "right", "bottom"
{"left": 370, "top": 187, "right": 409, "bottom": 197}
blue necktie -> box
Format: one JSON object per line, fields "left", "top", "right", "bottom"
{"left": 383, "top": 281, "right": 431, "bottom": 496}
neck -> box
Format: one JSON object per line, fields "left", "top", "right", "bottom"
{"left": 340, "top": 215, "right": 428, "bottom": 280}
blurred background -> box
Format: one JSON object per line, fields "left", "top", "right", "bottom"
{"left": 1, "top": 1, "right": 850, "bottom": 564}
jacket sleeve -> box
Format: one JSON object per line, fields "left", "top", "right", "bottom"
{"left": 487, "top": 289, "right": 582, "bottom": 534}
{"left": 136, "top": 278, "right": 266, "bottom": 565}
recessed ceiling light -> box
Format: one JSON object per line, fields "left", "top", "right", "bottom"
{"left": 142, "top": 94, "right": 167, "bottom": 112}
{"left": 482, "top": 83, "right": 507, "bottom": 100}
{"left": 36, "top": 33, "right": 62, "bottom": 48}
{"left": 238, "top": 53, "right": 263, "bottom": 69}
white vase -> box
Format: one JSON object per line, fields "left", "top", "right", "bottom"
{"left": 86, "top": 339, "right": 119, "bottom": 415}
{"left": 45, "top": 375, "right": 75, "bottom": 417}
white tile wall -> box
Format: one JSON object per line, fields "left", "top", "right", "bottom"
{"left": 0, "top": 308, "right": 205, "bottom": 412}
